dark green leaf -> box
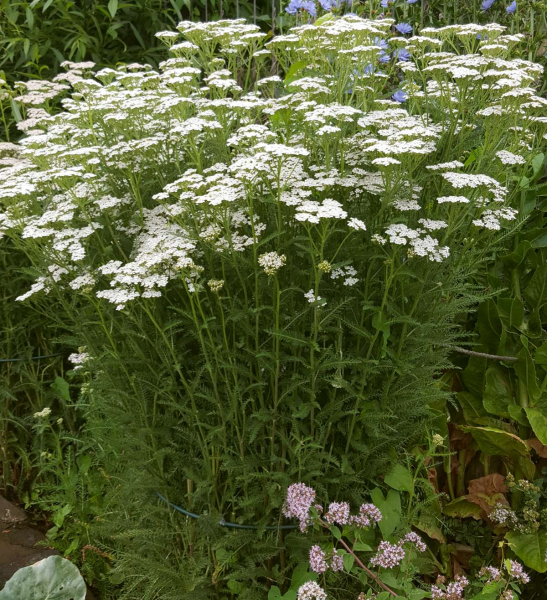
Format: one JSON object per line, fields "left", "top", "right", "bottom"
{"left": 483, "top": 367, "right": 513, "bottom": 417}
{"left": 506, "top": 529, "right": 547, "bottom": 573}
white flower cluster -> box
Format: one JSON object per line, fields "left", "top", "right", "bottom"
{"left": 0, "top": 16, "right": 540, "bottom": 311}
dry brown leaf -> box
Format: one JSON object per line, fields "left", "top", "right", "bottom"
{"left": 527, "top": 438, "right": 547, "bottom": 458}
{"left": 467, "top": 473, "right": 509, "bottom": 515}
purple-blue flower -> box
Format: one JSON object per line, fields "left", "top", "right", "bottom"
{"left": 380, "top": 0, "right": 390, "bottom": 7}
{"left": 506, "top": 1, "right": 517, "bottom": 13}
{"left": 481, "top": 0, "right": 496, "bottom": 10}
{"left": 394, "top": 48, "right": 411, "bottom": 61}
{"left": 395, "top": 22, "right": 413, "bottom": 35}
{"left": 286, "top": 0, "right": 317, "bottom": 16}
{"left": 407, "top": 0, "right": 419, "bottom": 3}
{"left": 374, "top": 37, "right": 389, "bottom": 50}
{"left": 378, "top": 51, "right": 391, "bottom": 63}
{"left": 392, "top": 90, "right": 407, "bottom": 102}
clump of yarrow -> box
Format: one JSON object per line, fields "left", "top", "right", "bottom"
{"left": 0, "top": 16, "right": 541, "bottom": 313}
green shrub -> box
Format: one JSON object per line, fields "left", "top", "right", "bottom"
{"left": 1, "top": 14, "right": 546, "bottom": 598}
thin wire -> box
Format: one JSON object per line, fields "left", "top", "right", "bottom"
{"left": 156, "top": 493, "right": 297, "bottom": 530}
{"left": 0, "top": 352, "right": 65, "bottom": 364}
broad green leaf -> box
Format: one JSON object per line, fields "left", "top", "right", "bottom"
{"left": 314, "top": 12, "right": 334, "bottom": 26}
{"left": 379, "top": 572, "right": 404, "bottom": 590}
{"left": 284, "top": 61, "right": 308, "bottom": 85}
{"left": 413, "top": 510, "right": 445, "bottom": 542}
{"left": 516, "top": 455, "right": 536, "bottom": 481}
{"left": 500, "top": 241, "right": 531, "bottom": 269}
{"left": 268, "top": 586, "right": 282, "bottom": 600}
{"left": 469, "top": 581, "right": 502, "bottom": 599}
{"left": 330, "top": 525, "right": 341, "bottom": 540}
{"left": 462, "top": 355, "right": 487, "bottom": 396}
{"left": 506, "top": 529, "right": 547, "bottom": 573}
{"left": 460, "top": 426, "right": 529, "bottom": 459}
{"left": 52, "top": 376, "right": 71, "bottom": 402}
{"left": 524, "top": 408, "right": 547, "bottom": 445}
{"left": 457, "top": 391, "right": 487, "bottom": 422}
{"left": 353, "top": 541, "right": 372, "bottom": 551}
{"left": 108, "top": 0, "right": 118, "bottom": 18}
{"left": 26, "top": 7, "right": 34, "bottom": 29}
{"left": 510, "top": 298, "right": 525, "bottom": 330}
{"left": 289, "top": 564, "right": 317, "bottom": 589}
{"left": 442, "top": 497, "right": 482, "bottom": 520}
{"left": 483, "top": 367, "right": 513, "bottom": 418}
{"left": 384, "top": 464, "right": 414, "bottom": 494}
{"left": 477, "top": 299, "right": 502, "bottom": 352}
{"left": 227, "top": 579, "right": 245, "bottom": 594}
{"left": 531, "top": 153, "right": 545, "bottom": 180}
{"left": 0, "top": 556, "right": 86, "bottom": 600}
{"left": 508, "top": 404, "right": 529, "bottom": 426}
{"left": 515, "top": 346, "right": 541, "bottom": 402}
{"left": 371, "top": 488, "right": 401, "bottom": 539}
{"left": 523, "top": 265, "right": 547, "bottom": 309}
{"left": 343, "top": 553, "right": 355, "bottom": 572}
{"left": 536, "top": 342, "right": 547, "bottom": 365}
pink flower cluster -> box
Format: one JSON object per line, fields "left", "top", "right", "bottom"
{"left": 370, "top": 541, "right": 406, "bottom": 569}
{"left": 283, "top": 483, "right": 316, "bottom": 532}
{"left": 431, "top": 575, "right": 469, "bottom": 600}
{"left": 309, "top": 545, "right": 328, "bottom": 574}
{"left": 369, "top": 532, "right": 427, "bottom": 569}
{"left": 324, "top": 501, "right": 351, "bottom": 525}
{"left": 479, "top": 566, "right": 501, "bottom": 583}
{"left": 284, "top": 484, "right": 382, "bottom": 532}
{"left": 507, "top": 560, "right": 530, "bottom": 584}
{"left": 309, "top": 544, "right": 345, "bottom": 574}
{"left": 350, "top": 503, "right": 383, "bottom": 528}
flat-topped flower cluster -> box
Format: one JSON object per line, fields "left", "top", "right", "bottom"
{"left": 0, "top": 16, "right": 542, "bottom": 312}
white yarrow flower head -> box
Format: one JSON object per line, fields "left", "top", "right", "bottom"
{"left": 34, "top": 407, "right": 52, "bottom": 419}
{"left": 207, "top": 279, "right": 225, "bottom": 293}
{"left": 258, "top": 251, "right": 286, "bottom": 275}
{"left": 496, "top": 150, "right": 526, "bottom": 165}
{"left": 347, "top": 217, "right": 367, "bottom": 231}
{"left": 304, "top": 289, "right": 325, "bottom": 306}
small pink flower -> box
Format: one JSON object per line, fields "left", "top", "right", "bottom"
{"left": 350, "top": 503, "right": 383, "bottom": 528}
{"left": 370, "top": 541, "right": 405, "bottom": 569}
{"left": 331, "top": 551, "right": 344, "bottom": 572}
{"left": 324, "top": 501, "right": 351, "bottom": 525}
{"left": 507, "top": 560, "right": 530, "bottom": 584}
{"left": 402, "top": 531, "right": 427, "bottom": 552}
{"left": 283, "top": 483, "right": 316, "bottom": 532}
{"left": 309, "top": 545, "right": 328, "bottom": 574}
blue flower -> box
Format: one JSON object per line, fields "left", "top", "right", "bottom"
{"left": 394, "top": 48, "right": 411, "bottom": 61}
{"left": 392, "top": 90, "right": 407, "bottom": 102}
{"left": 378, "top": 51, "right": 391, "bottom": 63}
{"left": 380, "top": 0, "right": 390, "bottom": 7}
{"left": 374, "top": 37, "right": 389, "bottom": 51}
{"left": 395, "top": 22, "right": 413, "bottom": 35}
{"left": 506, "top": 0, "right": 517, "bottom": 13}
{"left": 286, "top": 0, "right": 317, "bottom": 16}
{"left": 364, "top": 63, "right": 376, "bottom": 75}
{"left": 407, "top": 0, "right": 419, "bottom": 3}
{"left": 481, "top": 0, "right": 496, "bottom": 10}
